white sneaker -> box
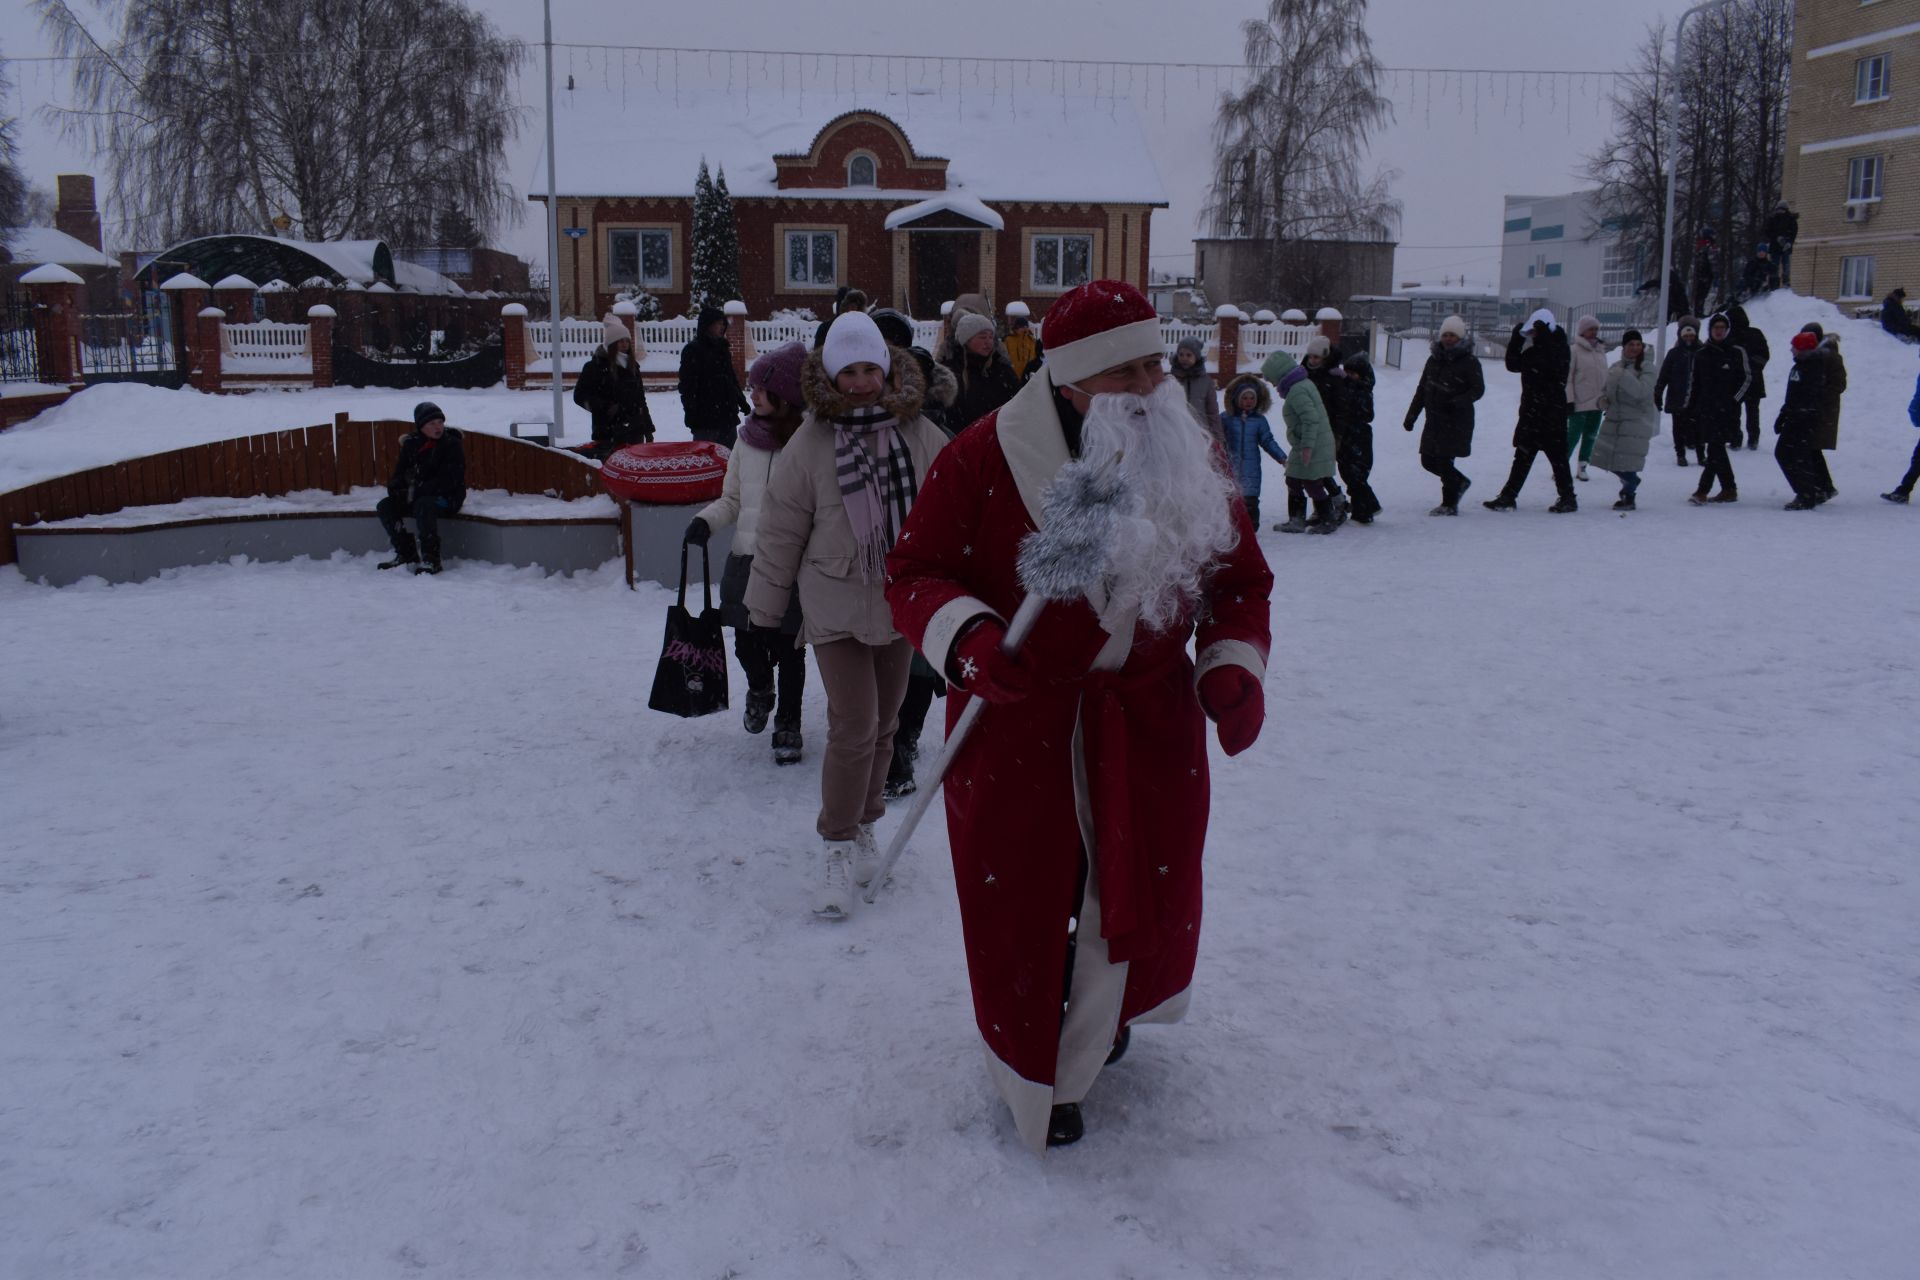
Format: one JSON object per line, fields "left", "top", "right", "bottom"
{"left": 1577, "top": 462, "right": 1589, "bottom": 481}
{"left": 814, "top": 840, "right": 854, "bottom": 920}
{"left": 853, "top": 823, "right": 883, "bottom": 888}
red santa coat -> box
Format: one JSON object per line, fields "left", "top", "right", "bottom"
{"left": 885, "top": 373, "right": 1273, "bottom": 1149}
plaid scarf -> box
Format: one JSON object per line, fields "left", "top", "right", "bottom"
{"left": 833, "top": 404, "right": 917, "bottom": 584}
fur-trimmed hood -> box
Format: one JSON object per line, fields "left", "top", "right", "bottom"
{"left": 800, "top": 344, "right": 928, "bottom": 421}
{"left": 923, "top": 356, "right": 958, "bottom": 408}
{"left": 1223, "top": 372, "right": 1271, "bottom": 416}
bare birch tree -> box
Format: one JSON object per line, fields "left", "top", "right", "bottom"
{"left": 0, "top": 55, "right": 30, "bottom": 236}
{"left": 36, "top": 0, "right": 525, "bottom": 247}
{"left": 1205, "top": 0, "right": 1401, "bottom": 304}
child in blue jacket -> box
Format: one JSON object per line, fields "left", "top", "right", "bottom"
{"left": 1219, "top": 373, "right": 1288, "bottom": 526}
{"left": 1882, "top": 363, "right": 1920, "bottom": 503}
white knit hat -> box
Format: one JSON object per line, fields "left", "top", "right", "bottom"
{"left": 954, "top": 312, "right": 995, "bottom": 346}
{"left": 822, "top": 311, "right": 891, "bottom": 379}
{"left": 602, "top": 313, "right": 631, "bottom": 346}
{"left": 1304, "top": 334, "right": 1331, "bottom": 358}
{"left": 1439, "top": 315, "right": 1468, "bottom": 340}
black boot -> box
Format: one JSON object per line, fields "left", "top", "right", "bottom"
{"left": 1548, "top": 494, "right": 1577, "bottom": 513}
{"left": 412, "top": 535, "right": 443, "bottom": 575}
{"left": 772, "top": 726, "right": 803, "bottom": 765}
{"left": 1482, "top": 493, "right": 1517, "bottom": 511}
{"left": 1046, "top": 1103, "right": 1085, "bottom": 1147}
{"left": 378, "top": 530, "right": 419, "bottom": 570}
{"left": 743, "top": 688, "right": 775, "bottom": 735}
{"left": 1106, "top": 1026, "right": 1131, "bottom": 1065}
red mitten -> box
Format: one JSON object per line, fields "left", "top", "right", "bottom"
{"left": 952, "top": 618, "right": 1035, "bottom": 704}
{"left": 1198, "top": 666, "right": 1264, "bottom": 757}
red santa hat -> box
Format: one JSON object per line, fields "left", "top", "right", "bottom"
{"left": 1039, "top": 280, "right": 1164, "bottom": 384}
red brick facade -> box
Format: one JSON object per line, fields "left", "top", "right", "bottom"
{"left": 543, "top": 110, "right": 1158, "bottom": 323}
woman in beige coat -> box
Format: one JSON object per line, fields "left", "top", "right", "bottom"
{"left": 746, "top": 312, "right": 949, "bottom": 920}
{"left": 1565, "top": 315, "right": 1609, "bottom": 481}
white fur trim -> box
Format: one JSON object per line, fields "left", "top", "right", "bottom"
{"left": 982, "top": 1043, "right": 1057, "bottom": 1154}
{"left": 923, "top": 595, "right": 999, "bottom": 678}
{"left": 1128, "top": 986, "right": 1192, "bottom": 1027}
{"left": 993, "top": 374, "right": 1072, "bottom": 528}
{"left": 1053, "top": 851, "right": 1127, "bottom": 1108}
{"left": 1043, "top": 318, "right": 1167, "bottom": 384}
{"left": 1195, "top": 639, "right": 1267, "bottom": 685}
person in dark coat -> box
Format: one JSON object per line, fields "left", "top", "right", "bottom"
{"left": 1776, "top": 331, "right": 1831, "bottom": 509}
{"left": 1691, "top": 230, "right": 1718, "bottom": 317}
{"left": 1881, "top": 360, "right": 1920, "bottom": 504}
{"left": 1685, "top": 313, "right": 1752, "bottom": 504}
{"left": 1655, "top": 317, "right": 1705, "bottom": 466}
{"left": 1881, "top": 288, "right": 1916, "bottom": 343}
{"left": 573, "top": 314, "right": 655, "bottom": 457}
{"left": 377, "top": 401, "right": 466, "bottom": 574}
{"left": 1766, "top": 203, "right": 1799, "bottom": 286}
{"left": 1727, "top": 305, "right": 1770, "bottom": 450}
{"left": 942, "top": 311, "right": 1022, "bottom": 432}
{"left": 1329, "top": 349, "right": 1381, "bottom": 523}
{"left": 678, "top": 307, "right": 749, "bottom": 447}
{"left": 1801, "top": 323, "right": 1847, "bottom": 502}
{"left": 1640, "top": 267, "right": 1690, "bottom": 324}
{"left": 1484, "top": 309, "right": 1577, "bottom": 513}
{"left": 1740, "top": 243, "right": 1776, "bottom": 300}
{"left": 1403, "top": 314, "right": 1485, "bottom": 515}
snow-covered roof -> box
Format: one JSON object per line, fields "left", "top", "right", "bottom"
{"left": 2, "top": 226, "right": 116, "bottom": 269}
{"left": 530, "top": 90, "right": 1168, "bottom": 207}
{"left": 131, "top": 235, "right": 462, "bottom": 296}
{"left": 883, "top": 194, "right": 1005, "bottom": 232}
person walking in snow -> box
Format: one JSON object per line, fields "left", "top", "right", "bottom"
{"left": 1170, "top": 336, "right": 1225, "bottom": 447}
{"left": 745, "top": 313, "right": 949, "bottom": 921}
{"left": 1403, "top": 314, "right": 1484, "bottom": 515}
{"left": 1333, "top": 350, "right": 1382, "bottom": 523}
{"left": 943, "top": 312, "right": 1023, "bottom": 433}
{"left": 1484, "top": 310, "right": 1577, "bottom": 513}
{"left": 1589, "top": 329, "right": 1658, "bottom": 510}
{"left": 376, "top": 401, "right": 466, "bottom": 575}
{"left": 684, "top": 341, "right": 811, "bottom": 766}
{"left": 1881, "top": 288, "right": 1916, "bottom": 344}
{"left": 678, "top": 307, "right": 749, "bottom": 448}
{"left": 1685, "top": 313, "right": 1752, "bottom": 505}
{"left": 1691, "top": 229, "right": 1718, "bottom": 317}
{"left": 1801, "top": 323, "right": 1847, "bottom": 503}
{"left": 1300, "top": 335, "right": 1354, "bottom": 515}
{"left": 1655, "top": 318, "right": 1705, "bottom": 467}
{"left": 573, "top": 314, "right": 654, "bottom": 457}
{"left": 885, "top": 279, "right": 1273, "bottom": 1151}
{"left": 1777, "top": 330, "right": 1832, "bottom": 510}
{"left": 1766, "top": 203, "right": 1799, "bottom": 286}
{"left": 1002, "top": 302, "right": 1040, "bottom": 382}
{"left": 1740, "top": 243, "right": 1777, "bottom": 300}
{"left": 1264, "top": 350, "right": 1343, "bottom": 533}
{"left": 1728, "top": 305, "right": 1770, "bottom": 450}
{"left": 1880, "top": 357, "right": 1920, "bottom": 504}
{"left": 1565, "top": 315, "right": 1609, "bottom": 482}
{"left": 1218, "top": 373, "right": 1288, "bottom": 526}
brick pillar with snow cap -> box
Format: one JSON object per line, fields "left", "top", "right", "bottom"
{"left": 502, "top": 303, "right": 529, "bottom": 391}
{"left": 160, "top": 272, "right": 211, "bottom": 378}
{"left": 724, "top": 299, "right": 749, "bottom": 386}
{"left": 194, "top": 307, "right": 225, "bottom": 394}
{"left": 212, "top": 275, "right": 257, "bottom": 324}
{"left": 1315, "top": 307, "right": 1343, "bottom": 352}
{"left": 307, "top": 305, "right": 336, "bottom": 389}
{"left": 20, "top": 264, "right": 85, "bottom": 387}
{"left": 1213, "top": 305, "right": 1241, "bottom": 388}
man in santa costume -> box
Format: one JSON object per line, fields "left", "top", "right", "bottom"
{"left": 886, "top": 280, "right": 1274, "bottom": 1150}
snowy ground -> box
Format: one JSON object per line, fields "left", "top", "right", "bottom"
{"left": 4, "top": 293, "right": 1919, "bottom": 1278}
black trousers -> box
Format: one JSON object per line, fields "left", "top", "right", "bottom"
{"left": 1421, "top": 453, "right": 1469, "bottom": 506}
{"left": 1337, "top": 422, "right": 1380, "bottom": 517}
{"left": 1899, "top": 437, "right": 1920, "bottom": 494}
{"left": 887, "top": 669, "right": 943, "bottom": 783}
{"left": 735, "top": 627, "right": 806, "bottom": 730}
{"left": 1499, "top": 442, "right": 1574, "bottom": 502}
{"left": 1811, "top": 449, "right": 1834, "bottom": 494}
{"left": 1243, "top": 494, "right": 1263, "bottom": 527}
{"left": 377, "top": 492, "right": 459, "bottom": 551}
{"left": 1696, "top": 439, "right": 1737, "bottom": 495}
{"left": 1744, "top": 400, "right": 1762, "bottom": 448}
{"left": 1775, "top": 431, "right": 1823, "bottom": 499}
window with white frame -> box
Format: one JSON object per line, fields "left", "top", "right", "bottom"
{"left": 1601, "top": 240, "right": 1638, "bottom": 299}
{"left": 847, "top": 154, "right": 876, "bottom": 187}
{"left": 608, "top": 228, "right": 672, "bottom": 288}
{"left": 1032, "top": 234, "right": 1094, "bottom": 290}
{"left": 1840, "top": 255, "right": 1875, "bottom": 299}
{"left": 1856, "top": 54, "right": 1891, "bottom": 103}
{"left": 784, "top": 230, "right": 837, "bottom": 288}
{"left": 1848, "top": 154, "right": 1885, "bottom": 202}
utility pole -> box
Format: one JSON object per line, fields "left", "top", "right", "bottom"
{"left": 543, "top": 0, "right": 565, "bottom": 440}
{"left": 1656, "top": 0, "right": 1732, "bottom": 366}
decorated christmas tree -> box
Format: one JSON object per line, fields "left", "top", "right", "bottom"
{"left": 689, "top": 159, "right": 741, "bottom": 313}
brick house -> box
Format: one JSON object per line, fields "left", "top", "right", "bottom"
{"left": 530, "top": 90, "right": 1167, "bottom": 321}
{"left": 1780, "top": 0, "right": 1920, "bottom": 307}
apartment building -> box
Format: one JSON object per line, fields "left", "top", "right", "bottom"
{"left": 1780, "top": 0, "right": 1920, "bottom": 307}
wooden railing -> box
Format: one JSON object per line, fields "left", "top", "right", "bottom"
{"left": 0, "top": 414, "right": 602, "bottom": 566}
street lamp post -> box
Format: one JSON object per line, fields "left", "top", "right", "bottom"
{"left": 1655, "top": 0, "right": 1733, "bottom": 366}
{"left": 542, "top": 0, "right": 565, "bottom": 441}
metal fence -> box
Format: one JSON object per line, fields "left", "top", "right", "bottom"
{"left": 1, "top": 287, "right": 43, "bottom": 383}
{"left": 78, "top": 295, "right": 181, "bottom": 385}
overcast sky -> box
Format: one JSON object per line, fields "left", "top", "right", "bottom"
{"left": 2, "top": 0, "right": 1683, "bottom": 290}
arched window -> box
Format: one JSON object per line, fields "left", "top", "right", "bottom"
{"left": 847, "top": 154, "right": 876, "bottom": 188}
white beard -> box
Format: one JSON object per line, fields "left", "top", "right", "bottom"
{"left": 1079, "top": 377, "right": 1240, "bottom": 632}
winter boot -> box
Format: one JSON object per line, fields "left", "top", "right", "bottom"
{"left": 1274, "top": 489, "right": 1308, "bottom": 533}
{"left": 1784, "top": 494, "right": 1819, "bottom": 510}
{"left": 378, "top": 531, "right": 419, "bottom": 570}
{"left": 1482, "top": 493, "right": 1517, "bottom": 511}
{"left": 1687, "top": 489, "right": 1710, "bottom": 506}
{"left": 1612, "top": 492, "right": 1636, "bottom": 511}
{"left": 814, "top": 839, "right": 855, "bottom": 921}
{"left": 1274, "top": 516, "right": 1309, "bottom": 533}
{"left": 772, "top": 727, "right": 803, "bottom": 766}
{"left": 1675, "top": 451, "right": 1690, "bottom": 467}
{"left": 1548, "top": 495, "right": 1578, "bottom": 514}
{"left": 743, "top": 687, "right": 775, "bottom": 735}
{"left": 1707, "top": 488, "right": 1738, "bottom": 504}
{"left": 1046, "top": 1103, "right": 1085, "bottom": 1148}
{"left": 1814, "top": 487, "right": 1836, "bottom": 505}
{"left": 1882, "top": 489, "right": 1911, "bottom": 504}
{"left": 412, "top": 535, "right": 443, "bottom": 575}
{"left": 1428, "top": 503, "right": 1458, "bottom": 516}
{"left": 1106, "top": 1026, "right": 1132, "bottom": 1065}
{"left": 1576, "top": 462, "right": 1589, "bottom": 481}
{"left": 852, "top": 822, "right": 884, "bottom": 888}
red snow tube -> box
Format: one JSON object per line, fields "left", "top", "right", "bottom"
{"left": 599, "top": 441, "right": 730, "bottom": 504}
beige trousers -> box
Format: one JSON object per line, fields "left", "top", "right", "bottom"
{"left": 810, "top": 636, "right": 914, "bottom": 840}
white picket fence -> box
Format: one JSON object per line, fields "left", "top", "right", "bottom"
{"left": 220, "top": 320, "right": 312, "bottom": 374}
{"left": 1239, "top": 323, "right": 1319, "bottom": 368}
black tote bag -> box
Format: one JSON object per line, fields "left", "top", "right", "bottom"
{"left": 647, "top": 544, "right": 730, "bottom": 718}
